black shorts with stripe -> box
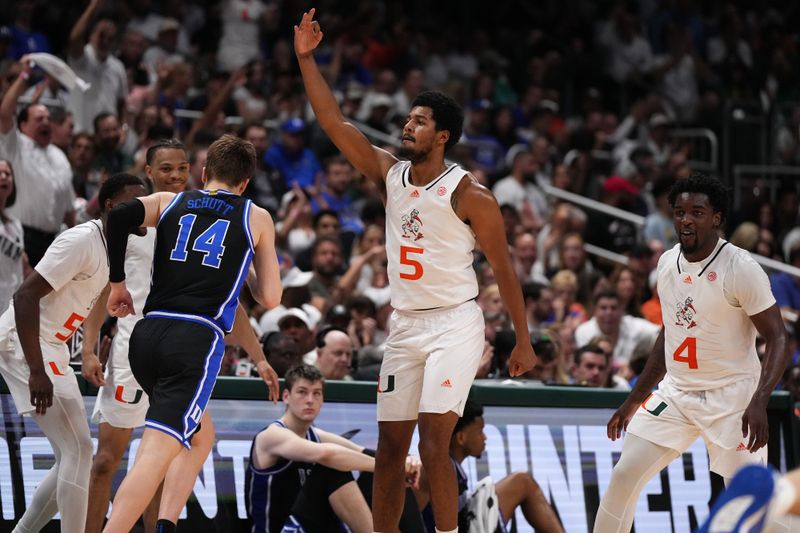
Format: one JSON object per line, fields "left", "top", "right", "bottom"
{"left": 129, "top": 316, "right": 224, "bottom": 447}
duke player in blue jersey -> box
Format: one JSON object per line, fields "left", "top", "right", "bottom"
{"left": 101, "top": 135, "right": 282, "bottom": 532}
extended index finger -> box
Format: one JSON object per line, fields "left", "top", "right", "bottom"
{"left": 301, "top": 8, "right": 316, "bottom": 25}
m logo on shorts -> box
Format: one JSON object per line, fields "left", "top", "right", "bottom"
{"left": 377, "top": 375, "right": 395, "bottom": 394}
{"left": 114, "top": 385, "right": 144, "bottom": 405}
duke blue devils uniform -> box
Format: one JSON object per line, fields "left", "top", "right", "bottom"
{"left": 246, "top": 419, "right": 356, "bottom": 533}
{"left": 129, "top": 189, "right": 254, "bottom": 447}
{"left": 245, "top": 420, "right": 321, "bottom": 533}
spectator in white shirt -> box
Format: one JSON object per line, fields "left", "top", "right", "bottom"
{"left": 492, "top": 145, "right": 548, "bottom": 228}
{"left": 67, "top": 0, "right": 128, "bottom": 133}
{"left": 0, "top": 58, "right": 74, "bottom": 267}
{"left": 597, "top": 5, "right": 653, "bottom": 85}
{"left": 574, "top": 289, "right": 658, "bottom": 364}
{"left": 217, "top": 0, "right": 270, "bottom": 72}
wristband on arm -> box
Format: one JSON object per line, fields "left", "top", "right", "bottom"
{"left": 362, "top": 448, "right": 376, "bottom": 457}
{"left": 107, "top": 199, "right": 145, "bottom": 282}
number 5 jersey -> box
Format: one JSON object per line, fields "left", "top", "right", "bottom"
{"left": 0, "top": 220, "right": 109, "bottom": 413}
{"left": 385, "top": 161, "right": 479, "bottom": 311}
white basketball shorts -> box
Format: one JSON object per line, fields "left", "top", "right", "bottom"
{"left": 91, "top": 322, "right": 149, "bottom": 428}
{"left": 626, "top": 376, "right": 766, "bottom": 478}
{"left": 377, "top": 299, "right": 484, "bottom": 421}
{"left": 0, "top": 329, "right": 83, "bottom": 416}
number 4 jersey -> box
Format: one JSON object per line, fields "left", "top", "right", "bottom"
{"left": 658, "top": 239, "right": 775, "bottom": 390}
{"left": 385, "top": 161, "right": 479, "bottom": 311}
{"left": 144, "top": 190, "right": 254, "bottom": 333}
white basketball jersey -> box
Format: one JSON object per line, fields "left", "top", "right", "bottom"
{"left": 658, "top": 240, "right": 775, "bottom": 390}
{"left": 114, "top": 229, "right": 155, "bottom": 341}
{"left": 0, "top": 220, "right": 110, "bottom": 347}
{"left": 385, "top": 161, "right": 478, "bottom": 310}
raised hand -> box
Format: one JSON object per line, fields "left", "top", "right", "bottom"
{"left": 294, "top": 9, "right": 324, "bottom": 58}
{"left": 231, "top": 66, "right": 247, "bottom": 88}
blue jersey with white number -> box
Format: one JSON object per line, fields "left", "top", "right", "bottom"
{"left": 144, "top": 189, "right": 254, "bottom": 333}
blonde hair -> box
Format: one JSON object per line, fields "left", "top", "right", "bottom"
{"left": 551, "top": 269, "right": 578, "bottom": 292}
{"left": 480, "top": 283, "right": 500, "bottom": 299}
{"left": 730, "top": 222, "right": 759, "bottom": 251}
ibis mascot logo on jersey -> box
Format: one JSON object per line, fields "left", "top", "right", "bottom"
{"left": 400, "top": 209, "right": 424, "bottom": 241}
{"left": 675, "top": 296, "right": 698, "bottom": 329}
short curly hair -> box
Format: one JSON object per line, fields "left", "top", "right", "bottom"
{"left": 410, "top": 91, "right": 463, "bottom": 152}
{"left": 667, "top": 172, "right": 730, "bottom": 223}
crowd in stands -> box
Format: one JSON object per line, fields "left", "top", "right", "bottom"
{"left": 2, "top": 0, "right": 800, "bottom": 392}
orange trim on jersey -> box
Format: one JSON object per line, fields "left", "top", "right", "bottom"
{"left": 640, "top": 393, "right": 653, "bottom": 409}
{"left": 48, "top": 362, "right": 64, "bottom": 376}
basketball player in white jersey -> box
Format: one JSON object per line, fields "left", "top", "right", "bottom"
{"left": 295, "top": 10, "right": 536, "bottom": 533}
{"left": 593, "top": 173, "right": 791, "bottom": 533}
{"left": 84, "top": 139, "right": 279, "bottom": 533}
{"left": 0, "top": 174, "right": 146, "bottom": 533}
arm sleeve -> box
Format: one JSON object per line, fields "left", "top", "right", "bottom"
{"left": 725, "top": 254, "right": 776, "bottom": 316}
{"left": 107, "top": 199, "right": 146, "bottom": 283}
{"left": 35, "top": 227, "right": 91, "bottom": 292}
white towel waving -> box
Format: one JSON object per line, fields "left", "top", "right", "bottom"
{"left": 26, "top": 53, "right": 91, "bottom": 92}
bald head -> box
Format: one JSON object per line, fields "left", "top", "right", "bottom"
{"left": 316, "top": 329, "right": 353, "bottom": 380}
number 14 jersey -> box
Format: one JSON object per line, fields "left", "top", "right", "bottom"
{"left": 144, "top": 189, "right": 254, "bottom": 333}
{"left": 385, "top": 161, "right": 478, "bottom": 311}
{"left": 658, "top": 239, "right": 775, "bottom": 390}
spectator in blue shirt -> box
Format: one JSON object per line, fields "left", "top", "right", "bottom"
{"left": 770, "top": 245, "right": 800, "bottom": 315}
{"left": 265, "top": 117, "right": 322, "bottom": 190}
{"left": 310, "top": 155, "right": 364, "bottom": 238}
{"left": 6, "top": 0, "right": 51, "bottom": 60}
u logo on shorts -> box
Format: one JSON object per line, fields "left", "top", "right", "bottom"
{"left": 377, "top": 375, "right": 395, "bottom": 394}
{"left": 114, "top": 385, "right": 144, "bottom": 404}
{"left": 642, "top": 394, "right": 668, "bottom": 416}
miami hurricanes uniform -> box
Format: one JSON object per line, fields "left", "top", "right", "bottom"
{"left": 378, "top": 161, "right": 484, "bottom": 421}
{"left": 0, "top": 220, "right": 109, "bottom": 414}
{"left": 626, "top": 239, "right": 775, "bottom": 477}
{"left": 92, "top": 229, "right": 154, "bottom": 428}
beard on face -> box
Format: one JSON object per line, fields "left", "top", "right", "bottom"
{"left": 316, "top": 263, "right": 341, "bottom": 278}
{"left": 680, "top": 239, "right": 698, "bottom": 254}
{"left": 399, "top": 144, "right": 432, "bottom": 164}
